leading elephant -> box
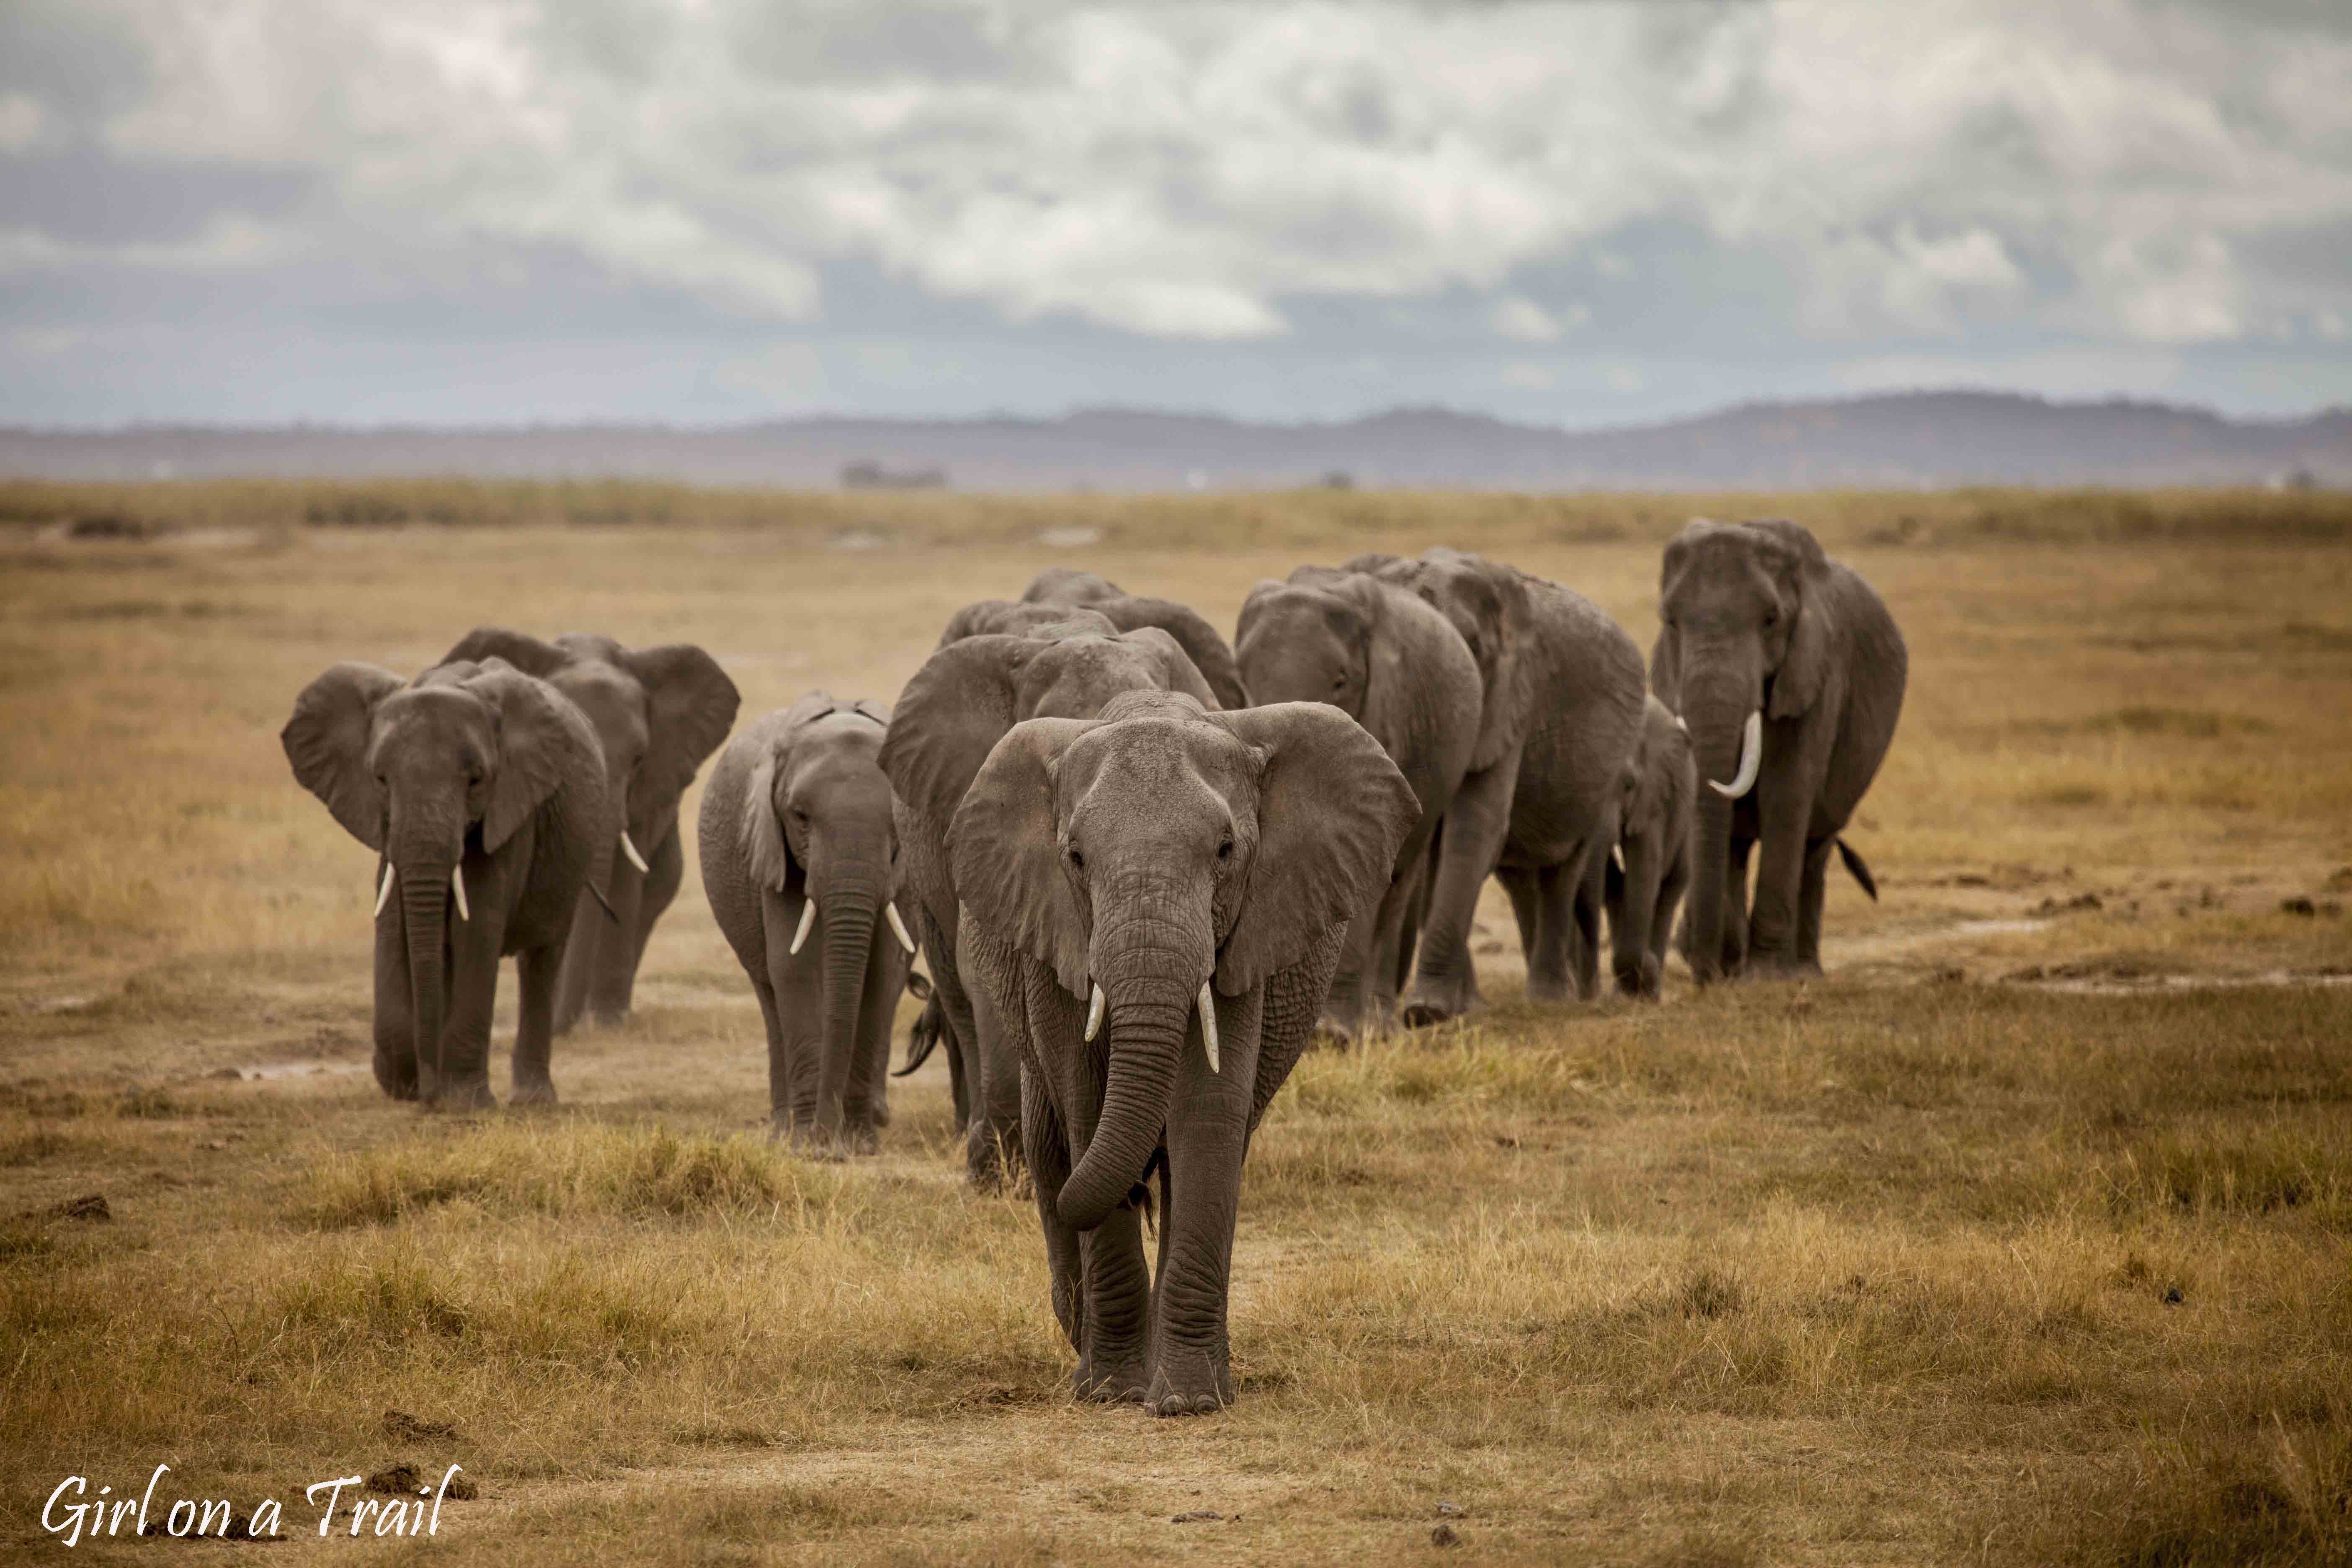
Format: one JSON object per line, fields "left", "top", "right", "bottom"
{"left": 441, "top": 629, "right": 739, "bottom": 1032}
{"left": 1233, "top": 566, "right": 1478, "bottom": 1036}
{"left": 1347, "top": 548, "right": 1646, "bottom": 1017}
{"left": 283, "top": 658, "right": 609, "bottom": 1106}
{"left": 879, "top": 615, "right": 1220, "bottom": 1187}
{"left": 699, "top": 694, "right": 915, "bottom": 1154}
{"left": 952, "top": 690, "right": 1416, "bottom": 1415}
{"left": 1021, "top": 568, "right": 1249, "bottom": 709}
{"left": 1650, "top": 518, "right": 1906, "bottom": 980}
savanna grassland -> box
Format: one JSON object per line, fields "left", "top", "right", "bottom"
{"left": 1, "top": 482, "right": 2349, "bottom": 1566}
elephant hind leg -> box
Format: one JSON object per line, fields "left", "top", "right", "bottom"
{"left": 1521, "top": 864, "right": 1579, "bottom": 1004}
{"left": 1796, "top": 837, "right": 1834, "bottom": 972}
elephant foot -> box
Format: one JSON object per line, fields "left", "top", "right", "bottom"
{"left": 1144, "top": 1360, "right": 1232, "bottom": 1418}
{"left": 509, "top": 1078, "right": 560, "bottom": 1107}
{"left": 426, "top": 1078, "right": 496, "bottom": 1112}
{"left": 1523, "top": 972, "right": 1575, "bottom": 1005}
{"left": 1074, "top": 1361, "right": 1150, "bottom": 1405}
{"left": 844, "top": 1122, "right": 881, "bottom": 1157}
{"left": 1400, "top": 983, "right": 1481, "bottom": 1029}
{"left": 1741, "top": 950, "right": 1816, "bottom": 981}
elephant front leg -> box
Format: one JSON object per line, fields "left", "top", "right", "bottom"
{"left": 1794, "top": 836, "right": 1834, "bottom": 973}
{"left": 762, "top": 889, "right": 827, "bottom": 1150}
{"left": 509, "top": 943, "right": 561, "bottom": 1104}
{"left": 1145, "top": 1001, "right": 1251, "bottom": 1416}
{"left": 1076, "top": 1205, "right": 1154, "bottom": 1404}
{"left": 1022, "top": 1065, "right": 1084, "bottom": 1354}
{"left": 438, "top": 862, "right": 505, "bottom": 1109}
{"left": 959, "top": 908, "right": 1026, "bottom": 1188}
{"left": 1404, "top": 762, "right": 1512, "bottom": 1026}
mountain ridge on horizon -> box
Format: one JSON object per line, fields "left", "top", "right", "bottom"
{"left": 3, "top": 389, "right": 2344, "bottom": 490}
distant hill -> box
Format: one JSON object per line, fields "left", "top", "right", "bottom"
{"left": 1, "top": 392, "right": 2343, "bottom": 490}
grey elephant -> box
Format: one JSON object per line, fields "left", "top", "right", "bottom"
{"left": 441, "top": 629, "right": 739, "bottom": 1033}
{"left": 1347, "top": 548, "right": 1646, "bottom": 1016}
{"left": 1234, "top": 566, "right": 1477, "bottom": 1035}
{"left": 283, "top": 658, "right": 609, "bottom": 1106}
{"left": 1021, "top": 568, "right": 1250, "bottom": 709}
{"left": 699, "top": 694, "right": 916, "bottom": 1153}
{"left": 1600, "top": 696, "right": 1695, "bottom": 999}
{"left": 934, "top": 600, "right": 1120, "bottom": 647}
{"left": 953, "top": 690, "right": 1416, "bottom": 1415}
{"left": 879, "top": 615, "right": 1221, "bottom": 1186}
{"left": 1651, "top": 518, "right": 1906, "bottom": 980}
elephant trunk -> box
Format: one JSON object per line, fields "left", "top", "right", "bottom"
{"left": 814, "top": 877, "right": 881, "bottom": 1144}
{"left": 1059, "top": 884, "right": 1210, "bottom": 1230}
{"left": 1612, "top": 838, "right": 1661, "bottom": 995}
{"left": 1682, "top": 672, "right": 1756, "bottom": 985}
{"left": 397, "top": 852, "right": 454, "bottom": 1100}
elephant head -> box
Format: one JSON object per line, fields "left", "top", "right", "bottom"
{"left": 947, "top": 690, "right": 1416, "bottom": 1230}
{"left": 1346, "top": 547, "right": 1534, "bottom": 774}
{"left": 282, "top": 657, "right": 601, "bottom": 1097}
{"left": 1234, "top": 567, "right": 1438, "bottom": 734}
{"left": 880, "top": 624, "right": 1221, "bottom": 837}
{"left": 1651, "top": 518, "right": 1838, "bottom": 981}
{"left": 442, "top": 628, "right": 738, "bottom": 1026}
{"left": 935, "top": 601, "right": 1119, "bottom": 647}
{"left": 1609, "top": 696, "right": 1695, "bottom": 997}
{"left": 741, "top": 694, "right": 906, "bottom": 1145}
{"left": 1021, "top": 569, "right": 1250, "bottom": 709}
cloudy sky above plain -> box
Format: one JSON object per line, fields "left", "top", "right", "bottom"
{"left": 2, "top": 0, "right": 2347, "bottom": 429}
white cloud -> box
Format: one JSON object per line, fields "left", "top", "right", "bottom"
{"left": 10, "top": 0, "right": 2352, "bottom": 414}
{"left": 1499, "top": 360, "right": 1555, "bottom": 389}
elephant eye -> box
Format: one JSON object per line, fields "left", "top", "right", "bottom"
{"left": 1217, "top": 836, "right": 1233, "bottom": 861}
{"left": 1067, "top": 844, "right": 1085, "bottom": 871}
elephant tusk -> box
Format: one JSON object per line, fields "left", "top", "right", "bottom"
{"left": 1197, "top": 982, "right": 1221, "bottom": 1075}
{"left": 1084, "top": 983, "right": 1106, "bottom": 1043}
{"left": 451, "top": 864, "right": 470, "bottom": 923}
{"left": 1675, "top": 713, "right": 1688, "bottom": 732}
{"left": 1611, "top": 843, "right": 1624, "bottom": 873}
{"left": 1708, "top": 710, "right": 1762, "bottom": 799}
{"left": 789, "top": 897, "right": 818, "bottom": 956}
{"left": 619, "top": 829, "right": 650, "bottom": 874}
{"left": 374, "top": 864, "right": 394, "bottom": 918}
{"left": 885, "top": 901, "right": 918, "bottom": 956}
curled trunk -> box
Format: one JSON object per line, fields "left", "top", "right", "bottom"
{"left": 1059, "top": 980, "right": 1190, "bottom": 1230}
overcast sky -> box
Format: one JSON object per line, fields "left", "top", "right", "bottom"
{"left": 2, "top": 0, "right": 2347, "bottom": 429}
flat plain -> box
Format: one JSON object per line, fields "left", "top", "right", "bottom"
{"left": 2, "top": 482, "right": 2349, "bottom": 1565}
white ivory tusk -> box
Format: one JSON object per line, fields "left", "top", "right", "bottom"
{"left": 885, "top": 901, "right": 918, "bottom": 956}
{"left": 1612, "top": 843, "right": 1625, "bottom": 873}
{"left": 1675, "top": 713, "right": 1688, "bottom": 732}
{"left": 790, "top": 897, "right": 818, "bottom": 956}
{"left": 1085, "top": 983, "right": 1106, "bottom": 1042}
{"left": 450, "top": 864, "right": 470, "bottom": 922}
{"left": 1708, "top": 710, "right": 1763, "bottom": 799}
{"left": 374, "top": 864, "right": 394, "bottom": 918}
{"left": 1198, "top": 982, "right": 1221, "bottom": 1075}
{"left": 619, "top": 829, "right": 650, "bottom": 874}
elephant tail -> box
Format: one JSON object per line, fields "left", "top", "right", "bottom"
{"left": 896, "top": 992, "right": 948, "bottom": 1076}
{"left": 1835, "top": 838, "right": 1879, "bottom": 903}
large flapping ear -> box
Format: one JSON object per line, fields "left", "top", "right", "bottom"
{"left": 947, "top": 717, "right": 1095, "bottom": 996}
{"left": 1428, "top": 550, "right": 1532, "bottom": 771}
{"left": 1120, "top": 625, "right": 1220, "bottom": 709}
{"left": 742, "top": 746, "right": 796, "bottom": 893}
{"left": 464, "top": 661, "right": 600, "bottom": 853}
{"left": 1211, "top": 702, "right": 1418, "bottom": 995}
{"left": 1742, "top": 519, "right": 1837, "bottom": 720}
{"left": 624, "top": 643, "right": 741, "bottom": 805}
{"left": 1093, "top": 596, "right": 1248, "bottom": 709}
{"left": 282, "top": 662, "right": 405, "bottom": 850}
{"left": 878, "top": 636, "right": 1026, "bottom": 827}
{"left": 442, "top": 627, "right": 568, "bottom": 678}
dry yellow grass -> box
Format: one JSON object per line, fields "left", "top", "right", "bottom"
{"left": 1, "top": 484, "right": 2349, "bottom": 1564}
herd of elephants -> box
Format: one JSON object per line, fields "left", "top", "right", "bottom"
{"left": 281, "top": 518, "right": 1907, "bottom": 1416}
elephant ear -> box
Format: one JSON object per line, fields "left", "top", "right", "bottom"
{"left": 1743, "top": 520, "right": 1837, "bottom": 720}
{"left": 878, "top": 635, "right": 1025, "bottom": 828}
{"left": 624, "top": 644, "right": 741, "bottom": 805}
{"left": 443, "top": 626, "right": 568, "bottom": 679}
{"left": 1120, "top": 625, "right": 1219, "bottom": 710}
{"left": 282, "top": 662, "right": 405, "bottom": 850}
{"left": 1094, "top": 596, "right": 1247, "bottom": 709}
{"left": 947, "top": 717, "right": 1096, "bottom": 997}
{"left": 1649, "top": 622, "right": 1681, "bottom": 712}
{"left": 1212, "top": 702, "right": 1419, "bottom": 995}
{"left": 464, "top": 660, "right": 598, "bottom": 853}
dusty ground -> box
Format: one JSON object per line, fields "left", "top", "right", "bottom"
{"left": 2, "top": 490, "right": 2348, "bottom": 1564}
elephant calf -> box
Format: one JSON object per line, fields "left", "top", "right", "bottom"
{"left": 283, "top": 657, "right": 609, "bottom": 1106}
{"left": 954, "top": 690, "right": 1416, "bottom": 1414}
{"left": 1602, "top": 696, "right": 1696, "bottom": 999}
{"left": 700, "top": 694, "right": 918, "bottom": 1154}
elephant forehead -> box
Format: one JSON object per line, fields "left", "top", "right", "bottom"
{"left": 1067, "top": 710, "right": 1246, "bottom": 793}
{"left": 373, "top": 686, "right": 490, "bottom": 754}
{"left": 1023, "top": 639, "right": 1160, "bottom": 706}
